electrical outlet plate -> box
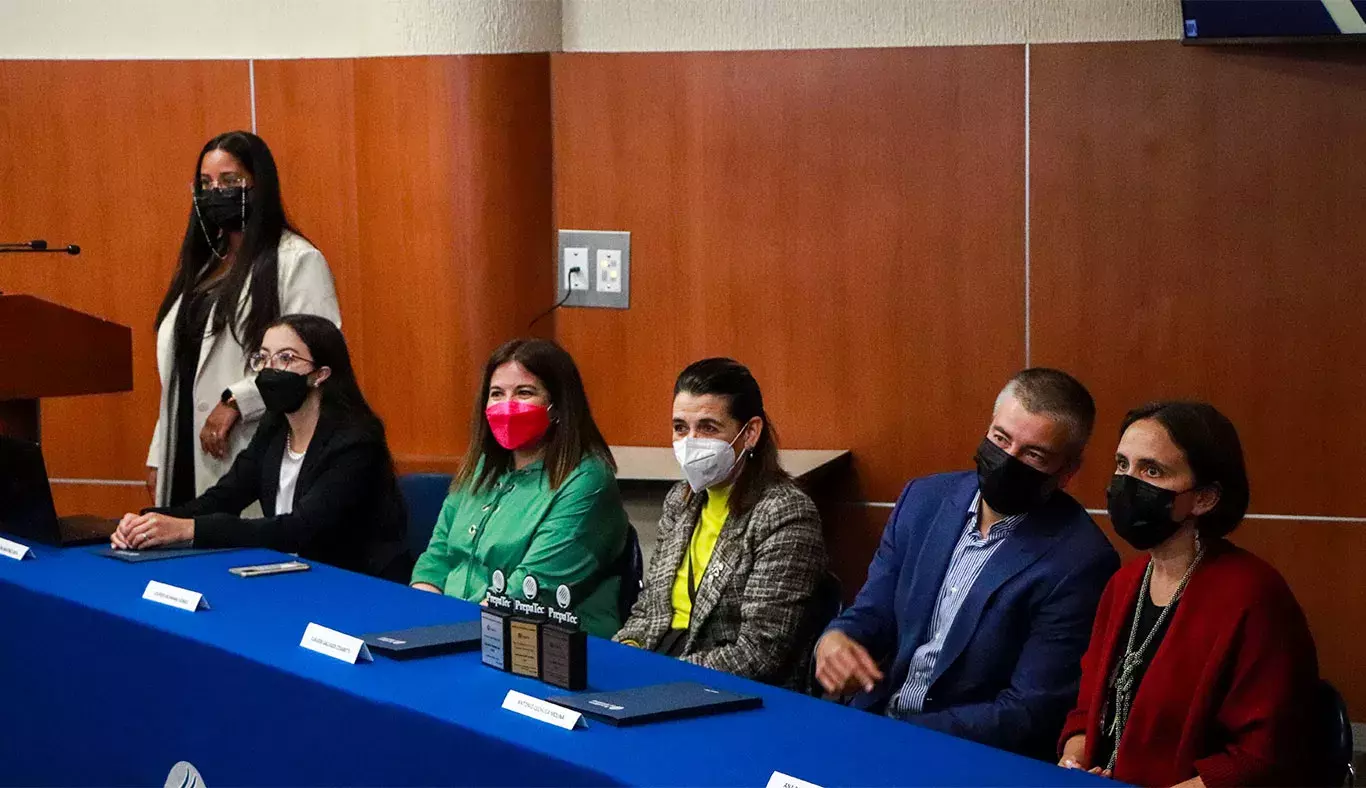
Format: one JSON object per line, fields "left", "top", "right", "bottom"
{"left": 556, "top": 230, "right": 630, "bottom": 309}
{"left": 564, "top": 247, "right": 589, "bottom": 291}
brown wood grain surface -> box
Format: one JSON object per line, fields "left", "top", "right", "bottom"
{"left": 1031, "top": 42, "right": 1366, "bottom": 517}
{"left": 254, "top": 55, "right": 554, "bottom": 465}
{"left": 0, "top": 60, "right": 251, "bottom": 485}
{"left": 551, "top": 48, "right": 1027, "bottom": 504}
{"left": 0, "top": 295, "right": 132, "bottom": 400}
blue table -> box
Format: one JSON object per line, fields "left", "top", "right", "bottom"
{"left": 0, "top": 541, "right": 1109, "bottom": 787}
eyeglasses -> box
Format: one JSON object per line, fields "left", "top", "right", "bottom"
{"left": 248, "top": 350, "right": 315, "bottom": 373}
{"left": 194, "top": 172, "right": 251, "bottom": 192}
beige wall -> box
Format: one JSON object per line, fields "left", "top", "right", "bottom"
{"left": 560, "top": 0, "right": 1182, "bottom": 51}
{"left": 0, "top": 0, "right": 561, "bottom": 58}
{"left": 0, "top": 0, "right": 1181, "bottom": 59}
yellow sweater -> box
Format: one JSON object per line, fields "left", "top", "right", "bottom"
{"left": 669, "top": 485, "right": 730, "bottom": 630}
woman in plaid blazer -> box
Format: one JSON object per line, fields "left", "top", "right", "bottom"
{"left": 614, "top": 358, "right": 827, "bottom": 688}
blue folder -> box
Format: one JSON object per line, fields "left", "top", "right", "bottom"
{"left": 92, "top": 546, "right": 241, "bottom": 563}
{"left": 362, "top": 621, "right": 483, "bottom": 659}
{"left": 547, "top": 681, "right": 762, "bottom": 726}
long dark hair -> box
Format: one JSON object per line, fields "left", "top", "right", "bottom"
{"left": 266, "top": 314, "right": 382, "bottom": 433}
{"left": 1120, "top": 401, "right": 1251, "bottom": 538}
{"left": 454, "top": 339, "right": 615, "bottom": 492}
{"left": 267, "top": 314, "right": 407, "bottom": 564}
{"left": 674, "top": 358, "right": 789, "bottom": 517}
{"left": 155, "top": 131, "right": 301, "bottom": 350}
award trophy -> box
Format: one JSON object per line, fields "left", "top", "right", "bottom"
{"left": 480, "top": 569, "right": 514, "bottom": 671}
{"left": 540, "top": 583, "right": 587, "bottom": 690}
{"left": 509, "top": 575, "right": 546, "bottom": 679}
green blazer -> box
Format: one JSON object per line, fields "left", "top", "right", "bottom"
{"left": 411, "top": 454, "right": 628, "bottom": 637}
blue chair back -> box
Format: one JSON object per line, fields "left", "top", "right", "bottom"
{"left": 398, "top": 473, "right": 453, "bottom": 560}
{"left": 1318, "top": 679, "right": 1355, "bottom": 787}
{"left": 804, "top": 571, "right": 845, "bottom": 697}
{"left": 618, "top": 525, "right": 644, "bottom": 622}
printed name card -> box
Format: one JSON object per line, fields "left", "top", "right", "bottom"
{"left": 0, "top": 537, "right": 33, "bottom": 561}
{"left": 766, "top": 772, "right": 824, "bottom": 788}
{"left": 142, "top": 580, "right": 209, "bottom": 612}
{"left": 299, "top": 622, "right": 372, "bottom": 664}
{"left": 501, "top": 690, "right": 583, "bottom": 731}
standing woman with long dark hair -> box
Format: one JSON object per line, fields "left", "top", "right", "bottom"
{"left": 115, "top": 315, "right": 411, "bottom": 581}
{"left": 146, "top": 131, "right": 340, "bottom": 507}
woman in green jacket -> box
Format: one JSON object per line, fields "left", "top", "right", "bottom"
{"left": 410, "top": 338, "right": 629, "bottom": 637}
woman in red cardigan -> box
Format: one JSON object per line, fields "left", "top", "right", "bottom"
{"left": 1058, "top": 401, "right": 1322, "bottom": 787}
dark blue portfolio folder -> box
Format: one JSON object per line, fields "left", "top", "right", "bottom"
{"left": 362, "top": 621, "right": 482, "bottom": 659}
{"left": 548, "top": 681, "right": 762, "bottom": 726}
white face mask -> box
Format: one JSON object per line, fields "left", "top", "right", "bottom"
{"left": 673, "top": 429, "right": 747, "bottom": 493}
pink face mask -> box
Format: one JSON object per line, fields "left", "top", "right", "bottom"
{"left": 486, "top": 400, "right": 551, "bottom": 450}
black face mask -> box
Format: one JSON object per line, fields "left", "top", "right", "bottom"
{"left": 1106, "top": 474, "right": 1190, "bottom": 551}
{"left": 195, "top": 186, "right": 251, "bottom": 232}
{"left": 974, "top": 436, "right": 1057, "bottom": 516}
{"left": 256, "top": 368, "right": 313, "bottom": 414}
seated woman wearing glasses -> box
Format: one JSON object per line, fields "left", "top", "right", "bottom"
{"left": 112, "top": 315, "right": 411, "bottom": 582}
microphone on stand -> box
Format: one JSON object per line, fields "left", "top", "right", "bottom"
{"left": 0, "top": 240, "right": 81, "bottom": 255}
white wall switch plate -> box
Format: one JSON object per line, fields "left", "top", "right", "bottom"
{"left": 597, "top": 248, "right": 622, "bottom": 293}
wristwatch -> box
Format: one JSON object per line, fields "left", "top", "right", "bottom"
{"left": 220, "top": 388, "right": 238, "bottom": 409}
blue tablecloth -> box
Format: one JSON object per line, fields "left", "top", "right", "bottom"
{"left": 0, "top": 540, "right": 1109, "bottom": 787}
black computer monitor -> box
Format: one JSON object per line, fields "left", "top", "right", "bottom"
{"left": 0, "top": 435, "right": 63, "bottom": 545}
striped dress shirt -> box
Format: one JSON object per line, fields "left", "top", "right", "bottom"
{"left": 887, "top": 491, "right": 1025, "bottom": 719}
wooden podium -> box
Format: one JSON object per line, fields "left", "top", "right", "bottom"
{"left": 0, "top": 295, "right": 133, "bottom": 441}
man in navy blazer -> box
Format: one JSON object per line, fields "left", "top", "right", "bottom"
{"left": 816, "top": 369, "right": 1118, "bottom": 760}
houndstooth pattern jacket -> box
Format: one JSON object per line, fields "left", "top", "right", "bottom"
{"left": 614, "top": 479, "right": 827, "bottom": 688}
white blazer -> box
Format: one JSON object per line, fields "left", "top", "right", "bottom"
{"left": 147, "top": 231, "right": 341, "bottom": 506}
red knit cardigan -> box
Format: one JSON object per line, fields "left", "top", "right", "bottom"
{"left": 1059, "top": 540, "right": 1321, "bottom": 787}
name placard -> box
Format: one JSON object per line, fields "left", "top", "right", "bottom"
{"left": 0, "top": 537, "right": 33, "bottom": 561}
{"left": 501, "top": 690, "right": 582, "bottom": 731}
{"left": 300, "top": 623, "right": 373, "bottom": 664}
{"left": 766, "top": 772, "right": 824, "bottom": 788}
{"left": 142, "top": 580, "right": 209, "bottom": 612}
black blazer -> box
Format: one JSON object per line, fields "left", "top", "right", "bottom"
{"left": 154, "top": 409, "right": 412, "bottom": 581}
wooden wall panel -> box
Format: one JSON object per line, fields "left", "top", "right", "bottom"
{"left": 254, "top": 55, "right": 554, "bottom": 471}
{"left": 1030, "top": 42, "right": 1366, "bottom": 712}
{"left": 1030, "top": 42, "right": 1366, "bottom": 516}
{"left": 50, "top": 483, "right": 149, "bottom": 521}
{"left": 820, "top": 504, "right": 894, "bottom": 604}
{"left": 0, "top": 60, "right": 250, "bottom": 515}
{"left": 1233, "top": 518, "right": 1366, "bottom": 714}
{"left": 551, "top": 48, "right": 1027, "bottom": 503}
{"left": 252, "top": 59, "right": 365, "bottom": 366}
